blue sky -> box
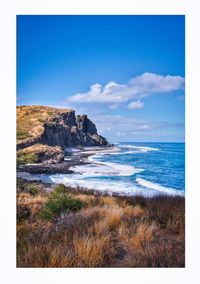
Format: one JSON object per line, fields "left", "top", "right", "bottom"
{"left": 17, "top": 15, "right": 185, "bottom": 142}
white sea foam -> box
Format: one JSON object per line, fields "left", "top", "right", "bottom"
{"left": 70, "top": 161, "right": 143, "bottom": 177}
{"left": 17, "top": 171, "right": 143, "bottom": 196}
{"left": 17, "top": 171, "right": 183, "bottom": 197}
{"left": 65, "top": 147, "right": 81, "bottom": 153}
{"left": 117, "top": 144, "right": 159, "bottom": 152}
{"left": 85, "top": 150, "right": 144, "bottom": 177}
{"left": 136, "top": 177, "right": 184, "bottom": 196}
{"left": 85, "top": 144, "right": 158, "bottom": 159}
{"left": 49, "top": 174, "right": 159, "bottom": 197}
{"left": 99, "top": 150, "right": 138, "bottom": 156}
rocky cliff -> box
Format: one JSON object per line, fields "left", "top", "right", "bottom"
{"left": 17, "top": 106, "right": 108, "bottom": 150}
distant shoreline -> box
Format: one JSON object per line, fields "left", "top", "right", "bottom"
{"left": 17, "top": 144, "right": 185, "bottom": 197}
{"left": 17, "top": 145, "right": 119, "bottom": 177}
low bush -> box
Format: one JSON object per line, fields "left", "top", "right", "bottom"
{"left": 17, "top": 180, "right": 38, "bottom": 195}
{"left": 53, "top": 184, "right": 69, "bottom": 194}
{"left": 17, "top": 151, "right": 38, "bottom": 165}
{"left": 38, "top": 186, "right": 85, "bottom": 221}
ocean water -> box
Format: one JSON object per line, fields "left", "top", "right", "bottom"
{"left": 18, "top": 142, "right": 185, "bottom": 197}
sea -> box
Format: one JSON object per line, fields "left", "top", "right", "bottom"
{"left": 18, "top": 142, "right": 185, "bottom": 197}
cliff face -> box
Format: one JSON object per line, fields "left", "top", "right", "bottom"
{"left": 17, "top": 106, "right": 108, "bottom": 150}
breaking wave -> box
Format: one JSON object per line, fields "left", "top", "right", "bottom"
{"left": 136, "top": 177, "right": 184, "bottom": 196}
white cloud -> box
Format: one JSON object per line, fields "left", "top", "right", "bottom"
{"left": 67, "top": 72, "right": 185, "bottom": 106}
{"left": 109, "top": 103, "right": 119, "bottom": 109}
{"left": 90, "top": 114, "right": 184, "bottom": 142}
{"left": 91, "top": 114, "right": 184, "bottom": 133}
{"left": 128, "top": 100, "right": 144, "bottom": 109}
{"left": 128, "top": 72, "right": 184, "bottom": 93}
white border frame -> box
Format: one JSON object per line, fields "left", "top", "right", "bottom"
{"left": 1, "top": 0, "right": 200, "bottom": 283}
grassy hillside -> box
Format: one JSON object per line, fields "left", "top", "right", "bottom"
{"left": 17, "top": 105, "right": 72, "bottom": 143}
{"left": 17, "top": 180, "right": 185, "bottom": 267}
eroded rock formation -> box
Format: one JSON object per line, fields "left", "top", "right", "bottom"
{"left": 17, "top": 106, "right": 108, "bottom": 150}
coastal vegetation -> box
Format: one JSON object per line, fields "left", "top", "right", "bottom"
{"left": 17, "top": 150, "right": 38, "bottom": 165}
{"left": 17, "top": 179, "right": 185, "bottom": 267}
{"left": 38, "top": 184, "right": 85, "bottom": 221}
{"left": 17, "top": 144, "right": 64, "bottom": 165}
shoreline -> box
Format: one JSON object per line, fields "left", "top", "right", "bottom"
{"left": 17, "top": 176, "right": 185, "bottom": 200}
{"left": 17, "top": 145, "right": 185, "bottom": 198}
{"left": 17, "top": 176, "right": 185, "bottom": 199}
{"left": 17, "top": 146, "right": 119, "bottom": 174}
{"left": 17, "top": 146, "right": 130, "bottom": 196}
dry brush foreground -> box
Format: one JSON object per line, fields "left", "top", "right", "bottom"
{"left": 17, "top": 180, "right": 185, "bottom": 267}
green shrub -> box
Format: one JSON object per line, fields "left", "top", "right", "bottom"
{"left": 52, "top": 183, "right": 80, "bottom": 195}
{"left": 17, "top": 151, "right": 38, "bottom": 165}
{"left": 38, "top": 187, "right": 84, "bottom": 221}
{"left": 25, "top": 184, "right": 38, "bottom": 195}
{"left": 53, "top": 184, "right": 70, "bottom": 194}
{"left": 17, "top": 179, "right": 25, "bottom": 190}
{"left": 17, "top": 180, "right": 38, "bottom": 195}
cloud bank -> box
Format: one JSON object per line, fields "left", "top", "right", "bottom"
{"left": 67, "top": 72, "right": 185, "bottom": 109}
{"left": 91, "top": 114, "right": 184, "bottom": 142}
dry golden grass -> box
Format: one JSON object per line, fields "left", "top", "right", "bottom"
{"left": 98, "top": 196, "right": 118, "bottom": 207}
{"left": 89, "top": 206, "right": 122, "bottom": 237}
{"left": 129, "top": 221, "right": 158, "bottom": 250}
{"left": 17, "top": 181, "right": 185, "bottom": 267}
{"left": 17, "top": 192, "right": 47, "bottom": 206}
{"left": 18, "top": 144, "right": 62, "bottom": 154}
{"left": 123, "top": 204, "right": 144, "bottom": 217}
{"left": 74, "top": 194, "right": 95, "bottom": 204}
{"left": 73, "top": 234, "right": 113, "bottom": 267}
{"left": 17, "top": 192, "right": 47, "bottom": 218}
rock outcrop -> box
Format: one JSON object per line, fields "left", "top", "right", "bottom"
{"left": 17, "top": 106, "right": 108, "bottom": 150}
{"left": 17, "top": 144, "right": 65, "bottom": 165}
